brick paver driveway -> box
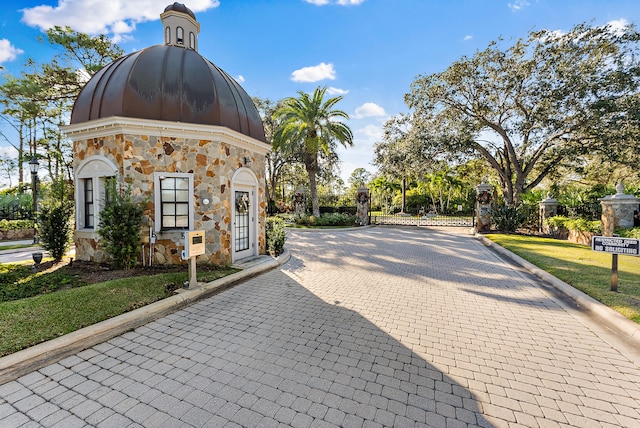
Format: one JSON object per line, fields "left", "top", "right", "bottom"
{"left": 1, "top": 227, "right": 639, "bottom": 427}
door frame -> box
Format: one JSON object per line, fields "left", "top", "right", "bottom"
{"left": 231, "top": 168, "right": 258, "bottom": 262}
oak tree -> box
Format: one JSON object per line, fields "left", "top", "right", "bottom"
{"left": 405, "top": 22, "right": 640, "bottom": 205}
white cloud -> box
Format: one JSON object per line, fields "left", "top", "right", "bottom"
{"left": 20, "top": 0, "right": 219, "bottom": 40}
{"left": 336, "top": 123, "right": 381, "bottom": 182}
{"left": 464, "top": 35, "right": 473, "bottom": 41}
{"left": 0, "top": 39, "right": 24, "bottom": 64}
{"left": 354, "top": 102, "right": 386, "bottom": 119}
{"left": 327, "top": 86, "right": 349, "bottom": 95}
{"left": 508, "top": 0, "right": 530, "bottom": 12}
{"left": 304, "top": 0, "right": 330, "bottom": 4}
{"left": 236, "top": 75, "right": 246, "bottom": 83}
{"left": 291, "top": 62, "right": 336, "bottom": 82}
{"left": 357, "top": 123, "right": 384, "bottom": 139}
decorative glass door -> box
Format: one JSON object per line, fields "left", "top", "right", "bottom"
{"left": 234, "top": 190, "right": 250, "bottom": 254}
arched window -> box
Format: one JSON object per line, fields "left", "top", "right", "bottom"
{"left": 189, "top": 32, "right": 195, "bottom": 50}
{"left": 165, "top": 26, "right": 171, "bottom": 44}
{"left": 75, "top": 156, "right": 117, "bottom": 230}
{"left": 177, "top": 27, "right": 184, "bottom": 45}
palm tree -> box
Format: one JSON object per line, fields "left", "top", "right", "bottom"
{"left": 273, "top": 86, "right": 353, "bottom": 217}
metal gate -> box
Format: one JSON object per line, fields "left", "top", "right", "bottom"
{"left": 370, "top": 212, "right": 474, "bottom": 227}
{"left": 369, "top": 194, "right": 475, "bottom": 227}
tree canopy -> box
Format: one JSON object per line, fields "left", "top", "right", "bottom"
{"left": 273, "top": 86, "right": 353, "bottom": 217}
{"left": 0, "top": 27, "right": 123, "bottom": 189}
{"left": 404, "top": 22, "right": 640, "bottom": 205}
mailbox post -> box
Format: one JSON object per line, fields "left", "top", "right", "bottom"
{"left": 182, "top": 230, "right": 206, "bottom": 289}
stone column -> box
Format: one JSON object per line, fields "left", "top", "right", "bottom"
{"left": 599, "top": 183, "right": 640, "bottom": 236}
{"left": 293, "top": 187, "right": 306, "bottom": 216}
{"left": 475, "top": 180, "right": 493, "bottom": 232}
{"left": 539, "top": 193, "right": 560, "bottom": 233}
{"left": 356, "top": 187, "right": 370, "bottom": 226}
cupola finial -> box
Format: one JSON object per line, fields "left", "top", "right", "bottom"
{"left": 160, "top": 3, "right": 200, "bottom": 51}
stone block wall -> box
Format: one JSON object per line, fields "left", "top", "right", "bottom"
{"left": 74, "top": 131, "right": 266, "bottom": 266}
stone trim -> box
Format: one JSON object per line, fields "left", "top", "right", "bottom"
{"left": 62, "top": 116, "right": 271, "bottom": 155}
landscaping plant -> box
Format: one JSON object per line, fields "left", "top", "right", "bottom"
{"left": 38, "top": 180, "right": 74, "bottom": 262}
{"left": 490, "top": 204, "right": 526, "bottom": 232}
{"left": 98, "top": 179, "right": 144, "bottom": 269}
{"left": 266, "top": 216, "right": 286, "bottom": 256}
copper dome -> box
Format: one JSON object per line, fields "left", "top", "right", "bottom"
{"left": 70, "top": 45, "right": 266, "bottom": 142}
{"left": 164, "top": 2, "right": 196, "bottom": 20}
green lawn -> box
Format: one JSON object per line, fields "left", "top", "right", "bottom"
{"left": 0, "top": 243, "right": 36, "bottom": 251}
{"left": 0, "top": 266, "right": 236, "bottom": 356}
{"left": 485, "top": 233, "right": 640, "bottom": 323}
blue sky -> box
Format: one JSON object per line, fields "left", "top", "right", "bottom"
{"left": 1, "top": 0, "right": 640, "bottom": 187}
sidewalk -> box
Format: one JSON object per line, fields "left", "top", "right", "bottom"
{"left": 0, "top": 240, "right": 78, "bottom": 264}
{"left": 0, "top": 239, "right": 38, "bottom": 248}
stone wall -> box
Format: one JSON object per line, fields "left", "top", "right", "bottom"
{"left": 0, "top": 229, "right": 34, "bottom": 241}
{"left": 74, "top": 131, "right": 266, "bottom": 265}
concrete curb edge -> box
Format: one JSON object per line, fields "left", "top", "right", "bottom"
{"left": 475, "top": 234, "right": 640, "bottom": 346}
{"left": 0, "top": 249, "right": 291, "bottom": 385}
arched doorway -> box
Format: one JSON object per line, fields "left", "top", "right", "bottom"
{"left": 231, "top": 168, "right": 258, "bottom": 262}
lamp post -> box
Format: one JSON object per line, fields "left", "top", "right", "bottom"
{"left": 29, "top": 157, "right": 39, "bottom": 244}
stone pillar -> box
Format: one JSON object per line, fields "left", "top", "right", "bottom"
{"left": 475, "top": 180, "right": 493, "bottom": 232}
{"left": 599, "top": 183, "right": 640, "bottom": 236}
{"left": 539, "top": 192, "right": 560, "bottom": 233}
{"left": 293, "top": 187, "right": 306, "bottom": 216}
{"left": 356, "top": 187, "right": 370, "bottom": 226}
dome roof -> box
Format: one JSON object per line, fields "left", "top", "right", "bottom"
{"left": 164, "top": 2, "right": 196, "bottom": 20}
{"left": 70, "top": 45, "right": 266, "bottom": 142}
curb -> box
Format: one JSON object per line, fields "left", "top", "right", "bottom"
{"left": 0, "top": 250, "right": 291, "bottom": 386}
{"left": 475, "top": 234, "right": 640, "bottom": 348}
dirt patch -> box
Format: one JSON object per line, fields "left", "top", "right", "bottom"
{"left": 37, "top": 259, "right": 209, "bottom": 284}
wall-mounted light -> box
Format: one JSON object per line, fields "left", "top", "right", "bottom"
{"left": 243, "top": 156, "right": 252, "bottom": 167}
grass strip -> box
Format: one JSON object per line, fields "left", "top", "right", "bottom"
{"left": 485, "top": 233, "right": 640, "bottom": 323}
{"left": 0, "top": 268, "right": 236, "bottom": 356}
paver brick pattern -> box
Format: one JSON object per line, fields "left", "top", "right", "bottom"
{"left": 1, "top": 226, "right": 639, "bottom": 427}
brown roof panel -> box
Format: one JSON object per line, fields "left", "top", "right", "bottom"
{"left": 70, "top": 45, "right": 266, "bottom": 143}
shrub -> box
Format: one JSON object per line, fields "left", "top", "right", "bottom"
{"left": 545, "top": 215, "right": 569, "bottom": 229}
{"left": 617, "top": 228, "right": 640, "bottom": 239}
{"left": 545, "top": 216, "right": 601, "bottom": 233}
{"left": 36, "top": 179, "right": 74, "bottom": 262}
{"left": 565, "top": 218, "right": 601, "bottom": 233}
{"left": 490, "top": 204, "right": 527, "bottom": 233}
{"left": 98, "top": 179, "right": 144, "bottom": 269}
{"left": 294, "top": 213, "right": 358, "bottom": 227}
{"left": 38, "top": 201, "right": 74, "bottom": 262}
{"left": 0, "top": 219, "right": 34, "bottom": 231}
{"left": 266, "top": 216, "right": 287, "bottom": 256}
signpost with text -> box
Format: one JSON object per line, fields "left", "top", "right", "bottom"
{"left": 591, "top": 236, "right": 640, "bottom": 291}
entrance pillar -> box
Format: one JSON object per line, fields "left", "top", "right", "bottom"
{"left": 599, "top": 183, "right": 640, "bottom": 236}
{"left": 539, "top": 193, "right": 559, "bottom": 233}
{"left": 293, "top": 187, "right": 306, "bottom": 216}
{"left": 356, "top": 187, "right": 370, "bottom": 226}
{"left": 475, "top": 180, "right": 494, "bottom": 232}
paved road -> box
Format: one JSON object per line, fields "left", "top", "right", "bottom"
{"left": 0, "top": 241, "right": 75, "bottom": 264}
{"left": 1, "top": 227, "right": 639, "bottom": 427}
